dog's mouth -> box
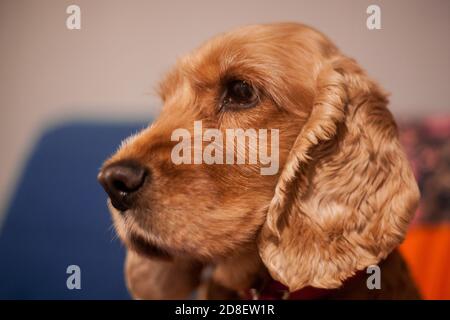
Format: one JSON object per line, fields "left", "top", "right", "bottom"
{"left": 107, "top": 200, "right": 172, "bottom": 260}
{"left": 127, "top": 232, "right": 172, "bottom": 260}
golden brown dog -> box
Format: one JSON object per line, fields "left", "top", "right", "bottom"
{"left": 98, "top": 23, "right": 421, "bottom": 299}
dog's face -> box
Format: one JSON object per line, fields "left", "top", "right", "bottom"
{"left": 99, "top": 24, "right": 321, "bottom": 259}
{"left": 99, "top": 23, "right": 420, "bottom": 291}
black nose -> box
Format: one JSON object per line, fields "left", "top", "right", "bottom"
{"left": 98, "top": 160, "right": 147, "bottom": 211}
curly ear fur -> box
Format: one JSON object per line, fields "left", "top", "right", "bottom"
{"left": 258, "top": 56, "right": 420, "bottom": 291}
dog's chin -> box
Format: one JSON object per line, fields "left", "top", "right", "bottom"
{"left": 107, "top": 200, "right": 172, "bottom": 260}
{"left": 126, "top": 232, "right": 172, "bottom": 260}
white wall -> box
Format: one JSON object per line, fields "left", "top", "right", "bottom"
{"left": 1, "top": 0, "right": 449, "bottom": 218}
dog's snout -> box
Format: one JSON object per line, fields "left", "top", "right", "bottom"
{"left": 98, "top": 161, "right": 147, "bottom": 212}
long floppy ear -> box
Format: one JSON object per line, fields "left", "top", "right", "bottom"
{"left": 258, "top": 55, "right": 420, "bottom": 291}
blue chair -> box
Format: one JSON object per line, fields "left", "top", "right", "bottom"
{"left": 0, "top": 121, "right": 148, "bottom": 299}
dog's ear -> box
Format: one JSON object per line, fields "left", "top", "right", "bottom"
{"left": 258, "top": 56, "right": 420, "bottom": 291}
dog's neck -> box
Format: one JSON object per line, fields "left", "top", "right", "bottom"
{"left": 208, "top": 248, "right": 366, "bottom": 300}
{"left": 205, "top": 249, "right": 420, "bottom": 300}
{"left": 209, "top": 245, "right": 269, "bottom": 296}
{"left": 207, "top": 246, "right": 339, "bottom": 300}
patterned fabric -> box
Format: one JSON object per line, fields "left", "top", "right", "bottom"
{"left": 399, "top": 116, "right": 450, "bottom": 224}
{"left": 399, "top": 116, "right": 450, "bottom": 299}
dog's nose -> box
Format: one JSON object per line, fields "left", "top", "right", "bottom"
{"left": 97, "top": 161, "right": 147, "bottom": 212}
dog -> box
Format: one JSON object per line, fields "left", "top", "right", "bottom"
{"left": 98, "top": 23, "right": 420, "bottom": 299}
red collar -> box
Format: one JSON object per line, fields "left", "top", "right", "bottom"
{"left": 245, "top": 269, "right": 367, "bottom": 300}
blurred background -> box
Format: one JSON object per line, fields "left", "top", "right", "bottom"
{"left": 0, "top": 0, "right": 448, "bottom": 299}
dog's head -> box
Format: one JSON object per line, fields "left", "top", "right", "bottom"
{"left": 98, "top": 23, "right": 419, "bottom": 291}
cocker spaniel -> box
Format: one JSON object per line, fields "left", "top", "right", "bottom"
{"left": 98, "top": 23, "right": 420, "bottom": 299}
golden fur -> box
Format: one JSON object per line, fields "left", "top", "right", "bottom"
{"left": 100, "top": 23, "right": 420, "bottom": 299}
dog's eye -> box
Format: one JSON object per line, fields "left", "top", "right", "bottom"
{"left": 220, "top": 80, "right": 259, "bottom": 110}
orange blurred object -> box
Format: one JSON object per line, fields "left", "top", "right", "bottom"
{"left": 400, "top": 224, "right": 450, "bottom": 300}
